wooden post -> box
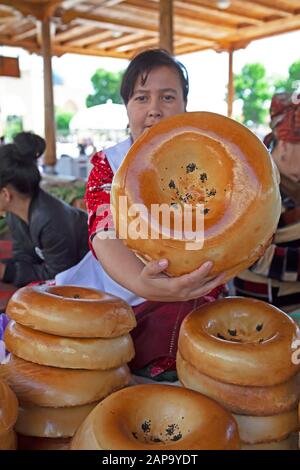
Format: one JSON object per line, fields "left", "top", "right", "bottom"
{"left": 227, "top": 48, "right": 234, "bottom": 118}
{"left": 41, "top": 17, "right": 56, "bottom": 171}
{"left": 159, "top": 0, "right": 173, "bottom": 54}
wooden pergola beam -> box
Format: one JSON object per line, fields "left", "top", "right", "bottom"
{"left": 41, "top": 16, "right": 56, "bottom": 169}
{"left": 160, "top": 0, "right": 173, "bottom": 54}
{"left": 61, "top": 9, "right": 158, "bottom": 35}
{"left": 250, "top": 0, "right": 299, "bottom": 14}
{"left": 104, "top": 2, "right": 235, "bottom": 35}
{"left": 128, "top": 0, "right": 261, "bottom": 27}
{"left": 174, "top": 42, "right": 211, "bottom": 55}
{"left": 194, "top": 0, "right": 292, "bottom": 20}
{"left": 91, "top": 32, "right": 145, "bottom": 49}
{"left": 0, "top": 0, "right": 59, "bottom": 20}
{"left": 221, "top": 13, "right": 300, "bottom": 47}
{"left": 70, "top": 30, "right": 113, "bottom": 47}
{"left": 0, "top": 34, "right": 134, "bottom": 58}
{"left": 12, "top": 26, "right": 37, "bottom": 41}
{"left": 60, "top": 8, "right": 218, "bottom": 45}
{"left": 59, "top": 0, "right": 84, "bottom": 8}
{"left": 227, "top": 49, "right": 234, "bottom": 118}
{"left": 53, "top": 24, "right": 93, "bottom": 43}
{"left": 101, "top": 0, "right": 126, "bottom": 6}
{"left": 117, "top": 36, "right": 159, "bottom": 53}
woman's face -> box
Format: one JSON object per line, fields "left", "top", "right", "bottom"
{"left": 126, "top": 66, "right": 186, "bottom": 142}
{"left": 273, "top": 141, "right": 300, "bottom": 183}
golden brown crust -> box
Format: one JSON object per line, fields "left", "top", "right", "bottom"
{"left": 241, "top": 433, "right": 299, "bottom": 450}
{"left": 233, "top": 409, "right": 298, "bottom": 444}
{"left": 112, "top": 112, "right": 281, "bottom": 280}
{"left": 6, "top": 285, "right": 136, "bottom": 337}
{"left": 71, "top": 384, "right": 240, "bottom": 450}
{"left": 15, "top": 401, "right": 99, "bottom": 438}
{"left": 17, "top": 434, "right": 70, "bottom": 451}
{"left": 177, "top": 352, "right": 300, "bottom": 416}
{"left": 0, "top": 429, "right": 17, "bottom": 450}
{"left": 178, "top": 297, "right": 300, "bottom": 386}
{"left": 0, "top": 376, "right": 18, "bottom": 434}
{"left": 0, "top": 355, "right": 132, "bottom": 407}
{"left": 4, "top": 321, "right": 135, "bottom": 370}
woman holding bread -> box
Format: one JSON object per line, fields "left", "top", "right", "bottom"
{"left": 80, "top": 49, "right": 225, "bottom": 382}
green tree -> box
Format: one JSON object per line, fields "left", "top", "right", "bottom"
{"left": 274, "top": 59, "right": 300, "bottom": 93}
{"left": 86, "top": 69, "right": 123, "bottom": 107}
{"left": 233, "top": 63, "right": 272, "bottom": 127}
{"left": 4, "top": 115, "right": 23, "bottom": 140}
{"left": 55, "top": 109, "right": 74, "bottom": 136}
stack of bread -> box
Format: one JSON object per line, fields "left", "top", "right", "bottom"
{"left": 0, "top": 377, "right": 18, "bottom": 450}
{"left": 1, "top": 285, "right": 136, "bottom": 450}
{"left": 177, "top": 297, "right": 300, "bottom": 450}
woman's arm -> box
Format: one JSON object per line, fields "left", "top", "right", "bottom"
{"left": 87, "top": 152, "right": 224, "bottom": 301}
{"left": 92, "top": 236, "right": 224, "bottom": 302}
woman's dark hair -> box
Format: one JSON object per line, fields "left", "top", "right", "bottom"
{"left": 120, "top": 49, "right": 189, "bottom": 105}
{"left": 0, "top": 132, "right": 45, "bottom": 195}
{"left": 263, "top": 132, "right": 278, "bottom": 153}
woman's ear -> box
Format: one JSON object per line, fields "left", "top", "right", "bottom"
{"left": 273, "top": 140, "right": 286, "bottom": 164}
{"left": 278, "top": 140, "right": 288, "bottom": 160}
{"left": 0, "top": 187, "right": 12, "bottom": 204}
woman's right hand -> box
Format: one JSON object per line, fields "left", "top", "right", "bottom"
{"left": 93, "top": 237, "right": 224, "bottom": 302}
{"left": 136, "top": 258, "right": 225, "bottom": 302}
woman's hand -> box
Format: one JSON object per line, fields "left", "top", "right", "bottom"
{"left": 136, "top": 258, "right": 225, "bottom": 302}
{"left": 93, "top": 237, "right": 224, "bottom": 302}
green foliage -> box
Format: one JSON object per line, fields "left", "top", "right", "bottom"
{"left": 4, "top": 115, "right": 23, "bottom": 140}
{"left": 233, "top": 59, "right": 300, "bottom": 127}
{"left": 55, "top": 109, "right": 74, "bottom": 136}
{"left": 274, "top": 59, "right": 300, "bottom": 93}
{"left": 42, "top": 179, "right": 86, "bottom": 206}
{"left": 86, "top": 68, "right": 123, "bottom": 107}
{"left": 233, "top": 63, "right": 272, "bottom": 127}
{"left": 0, "top": 217, "right": 8, "bottom": 237}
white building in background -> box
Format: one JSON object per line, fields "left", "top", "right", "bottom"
{"left": 0, "top": 68, "right": 44, "bottom": 137}
{"left": 0, "top": 48, "right": 87, "bottom": 141}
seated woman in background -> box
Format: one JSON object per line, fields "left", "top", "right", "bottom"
{"left": 0, "top": 132, "right": 89, "bottom": 287}
{"left": 234, "top": 92, "right": 300, "bottom": 314}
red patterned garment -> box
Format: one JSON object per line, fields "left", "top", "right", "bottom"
{"left": 238, "top": 92, "right": 300, "bottom": 312}
{"left": 264, "top": 92, "right": 300, "bottom": 147}
{"left": 85, "top": 151, "right": 114, "bottom": 255}
{"left": 269, "top": 92, "right": 300, "bottom": 143}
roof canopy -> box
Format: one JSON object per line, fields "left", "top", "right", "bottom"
{"left": 1, "top": 0, "right": 300, "bottom": 59}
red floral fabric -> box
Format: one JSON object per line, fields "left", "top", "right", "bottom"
{"left": 264, "top": 92, "right": 300, "bottom": 145}
{"left": 84, "top": 151, "right": 114, "bottom": 255}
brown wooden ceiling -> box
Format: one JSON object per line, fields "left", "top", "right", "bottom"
{"left": 0, "top": 0, "right": 300, "bottom": 58}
